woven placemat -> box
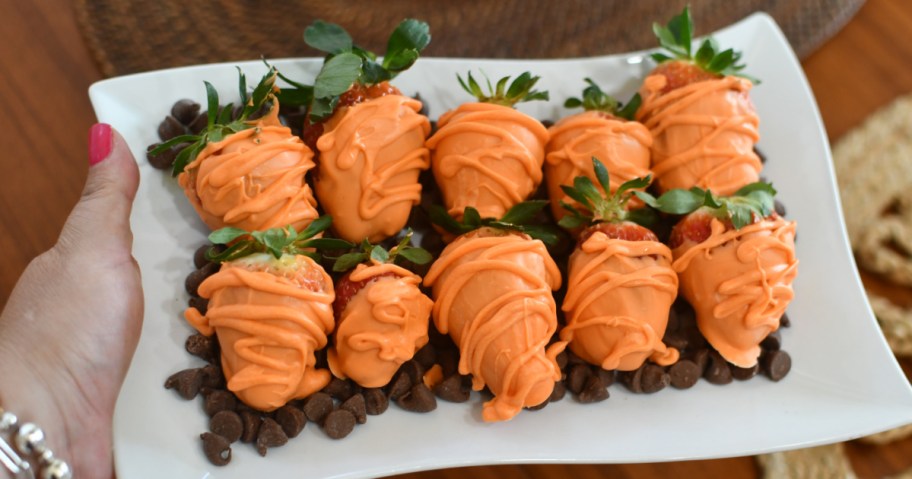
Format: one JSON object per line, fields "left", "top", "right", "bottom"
{"left": 74, "top": 0, "right": 863, "bottom": 78}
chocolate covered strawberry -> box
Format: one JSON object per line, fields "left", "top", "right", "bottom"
{"left": 558, "top": 158, "right": 679, "bottom": 371}
{"left": 184, "top": 217, "right": 350, "bottom": 411}
{"left": 326, "top": 232, "right": 434, "bottom": 388}
{"left": 546, "top": 79, "right": 652, "bottom": 222}
{"left": 427, "top": 72, "right": 550, "bottom": 221}
{"left": 153, "top": 67, "right": 319, "bottom": 233}
{"left": 285, "top": 19, "right": 432, "bottom": 243}
{"left": 424, "top": 202, "right": 564, "bottom": 422}
{"left": 638, "top": 183, "right": 798, "bottom": 367}
{"left": 636, "top": 7, "right": 762, "bottom": 196}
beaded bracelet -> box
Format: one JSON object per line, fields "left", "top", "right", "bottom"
{"left": 0, "top": 407, "right": 71, "bottom": 479}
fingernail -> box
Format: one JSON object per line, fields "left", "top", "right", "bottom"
{"left": 88, "top": 123, "right": 113, "bottom": 166}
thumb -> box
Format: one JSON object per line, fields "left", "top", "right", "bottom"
{"left": 56, "top": 123, "right": 140, "bottom": 262}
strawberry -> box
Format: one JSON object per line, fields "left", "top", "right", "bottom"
{"left": 281, "top": 19, "right": 432, "bottom": 243}
{"left": 639, "top": 183, "right": 798, "bottom": 368}
{"left": 647, "top": 6, "right": 756, "bottom": 94}
{"left": 184, "top": 218, "right": 346, "bottom": 412}
{"left": 546, "top": 78, "right": 652, "bottom": 222}
{"left": 558, "top": 158, "right": 679, "bottom": 371}
{"left": 427, "top": 71, "right": 550, "bottom": 221}
{"left": 324, "top": 231, "right": 435, "bottom": 388}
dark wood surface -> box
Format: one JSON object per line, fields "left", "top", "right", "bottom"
{"left": 1, "top": 0, "right": 910, "bottom": 477}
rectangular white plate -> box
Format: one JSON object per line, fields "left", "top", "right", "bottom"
{"left": 90, "top": 12, "right": 912, "bottom": 479}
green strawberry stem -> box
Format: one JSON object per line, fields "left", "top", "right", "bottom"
{"left": 563, "top": 78, "right": 641, "bottom": 120}
{"left": 429, "top": 200, "right": 560, "bottom": 245}
{"left": 457, "top": 71, "right": 549, "bottom": 107}
{"left": 558, "top": 157, "right": 655, "bottom": 229}
{"left": 332, "top": 229, "right": 433, "bottom": 272}
{"left": 651, "top": 6, "right": 757, "bottom": 83}
{"left": 635, "top": 182, "right": 777, "bottom": 229}
{"left": 151, "top": 66, "right": 280, "bottom": 177}
{"left": 206, "top": 215, "right": 354, "bottom": 263}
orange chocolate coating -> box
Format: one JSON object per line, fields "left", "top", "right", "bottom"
{"left": 423, "top": 228, "right": 565, "bottom": 422}
{"left": 673, "top": 216, "right": 798, "bottom": 367}
{"left": 560, "top": 231, "right": 679, "bottom": 370}
{"left": 185, "top": 254, "right": 335, "bottom": 411}
{"left": 178, "top": 107, "right": 319, "bottom": 232}
{"left": 315, "top": 94, "right": 431, "bottom": 243}
{"left": 327, "top": 263, "right": 433, "bottom": 388}
{"left": 427, "top": 103, "right": 549, "bottom": 220}
{"left": 545, "top": 111, "right": 653, "bottom": 221}
{"left": 636, "top": 75, "right": 762, "bottom": 195}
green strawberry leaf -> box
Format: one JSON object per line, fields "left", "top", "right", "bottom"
{"left": 304, "top": 20, "right": 353, "bottom": 54}
{"left": 499, "top": 200, "right": 549, "bottom": 225}
{"left": 333, "top": 252, "right": 368, "bottom": 272}
{"left": 397, "top": 247, "right": 433, "bottom": 265}
{"left": 209, "top": 227, "right": 250, "bottom": 245}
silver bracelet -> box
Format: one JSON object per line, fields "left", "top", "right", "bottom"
{"left": 0, "top": 407, "right": 71, "bottom": 479}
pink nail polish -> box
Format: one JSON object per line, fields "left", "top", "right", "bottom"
{"left": 88, "top": 123, "right": 113, "bottom": 166}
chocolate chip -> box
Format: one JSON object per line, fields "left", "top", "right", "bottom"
{"left": 171, "top": 99, "right": 201, "bottom": 125}
{"left": 541, "top": 119, "right": 555, "bottom": 128}
{"left": 303, "top": 392, "right": 334, "bottom": 423}
{"left": 200, "top": 364, "right": 224, "bottom": 389}
{"left": 780, "top": 313, "right": 791, "bottom": 328}
{"left": 437, "top": 348, "right": 460, "bottom": 377}
{"left": 704, "top": 351, "right": 733, "bottom": 385}
{"left": 549, "top": 381, "right": 566, "bottom": 402}
{"left": 399, "top": 360, "right": 425, "bottom": 384}
{"left": 762, "top": 350, "right": 792, "bottom": 381}
{"left": 256, "top": 418, "right": 288, "bottom": 456}
{"left": 555, "top": 350, "right": 569, "bottom": 370}
{"left": 146, "top": 142, "right": 177, "bottom": 170}
{"left": 193, "top": 244, "right": 212, "bottom": 269}
{"left": 669, "top": 360, "right": 701, "bottom": 389}
{"left": 595, "top": 368, "right": 615, "bottom": 387}
{"left": 639, "top": 364, "right": 670, "bottom": 393}
{"left": 189, "top": 111, "right": 208, "bottom": 134}
{"left": 204, "top": 390, "right": 238, "bottom": 417}
{"left": 275, "top": 405, "right": 306, "bottom": 438}
{"left": 188, "top": 296, "right": 210, "bottom": 317}
{"left": 413, "top": 344, "right": 437, "bottom": 370}
{"left": 239, "top": 410, "right": 261, "bottom": 443}
{"left": 386, "top": 370, "right": 413, "bottom": 401}
{"left": 397, "top": 383, "right": 437, "bottom": 413}
{"left": 185, "top": 333, "right": 216, "bottom": 361}
{"left": 322, "top": 377, "right": 354, "bottom": 401}
{"left": 185, "top": 262, "right": 219, "bottom": 297}
{"left": 731, "top": 362, "right": 760, "bottom": 380}
{"left": 761, "top": 330, "right": 782, "bottom": 351}
{"left": 165, "top": 368, "right": 203, "bottom": 400}
{"left": 689, "top": 348, "right": 710, "bottom": 373}
{"left": 755, "top": 146, "right": 767, "bottom": 164}
{"left": 619, "top": 368, "right": 643, "bottom": 393}
{"left": 322, "top": 410, "right": 356, "bottom": 439}
{"left": 363, "top": 388, "right": 389, "bottom": 415}
{"left": 566, "top": 364, "right": 592, "bottom": 395}
{"left": 565, "top": 349, "right": 587, "bottom": 366}
{"left": 665, "top": 308, "right": 680, "bottom": 332}
{"left": 577, "top": 374, "right": 610, "bottom": 403}
{"left": 158, "top": 115, "right": 185, "bottom": 141}
{"left": 434, "top": 374, "right": 470, "bottom": 403}
{"left": 200, "top": 432, "right": 231, "bottom": 466}
{"left": 663, "top": 333, "right": 689, "bottom": 351}
{"left": 210, "top": 410, "right": 242, "bottom": 443}
{"left": 341, "top": 394, "right": 367, "bottom": 424}
{"left": 774, "top": 200, "right": 787, "bottom": 217}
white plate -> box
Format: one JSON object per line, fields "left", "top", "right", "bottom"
{"left": 90, "top": 12, "right": 912, "bottom": 479}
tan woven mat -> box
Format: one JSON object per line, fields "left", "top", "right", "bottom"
{"left": 74, "top": 0, "right": 863, "bottom": 77}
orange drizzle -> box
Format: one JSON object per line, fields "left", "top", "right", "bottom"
{"left": 327, "top": 263, "right": 433, "bottom": 388}
{"left": 178, "top": 107, "right": 319, "bottom": 232}
{"left": 427, "top": 103, "right": 549, "bottom": 220}
{"left": 637, "top": 75, "right": 762, "bottom": 195}
{"left": 560, "top": 232, "right": 679, "bottom": 370}
{"left": 673, "top": 217, "right": 798, "bottom": 367}
{"left": 184, "top": 255, "right": 335, "bottom": 411}
{"left": 423, "top": 230, "right": 565, "bottom": 422}
{"left": 315, "top": 94, "right": 430, "bottom": 242}
{"left": 545, "top": 112, "right": 653, "bottom": 220}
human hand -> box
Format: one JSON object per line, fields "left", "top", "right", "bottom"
{"left": 0, "top": 123, "right": 142, "bottom": 479}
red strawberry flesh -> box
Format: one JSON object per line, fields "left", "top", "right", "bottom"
{"left": 651, "top": 60, "right": 721, "bottom": 94}
{"left": 333, "top": 271, "right": 398, "bottom": 318}
{"left": 580, "top": 222, "right": 658, "bottom": 243}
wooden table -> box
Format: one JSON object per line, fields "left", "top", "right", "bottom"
{"left": 1, "top": 0, "right": 910, "bottom": 477}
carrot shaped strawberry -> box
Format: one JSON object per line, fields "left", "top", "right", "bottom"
{"left": 153, "top": 67, "right": 320, "bottom": 233}
{"left": 635, "top": 7, "right": 762, "bottom": 196}
{"left": 288, "top": 19, "right": 432, "bottom": 243}
{"left": 637, "top": 183, "right": 798, "bottom": 367}
{"left": 424, "top": 202, "right": 564, "bottom": 422}
{"left": 558, "top": 158, "right": 679, "bottom": 371}
{"left": 427, "top": 72, "right": 550, "bottom": 220}
{"left": 546, "top": 79, "right": 652, "bottom": 222}
{"left": 184, "top": 217, "right": 350, "bottom": 411}
{"left": 327, "top": 232, "right": 434, "bottom": 388}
